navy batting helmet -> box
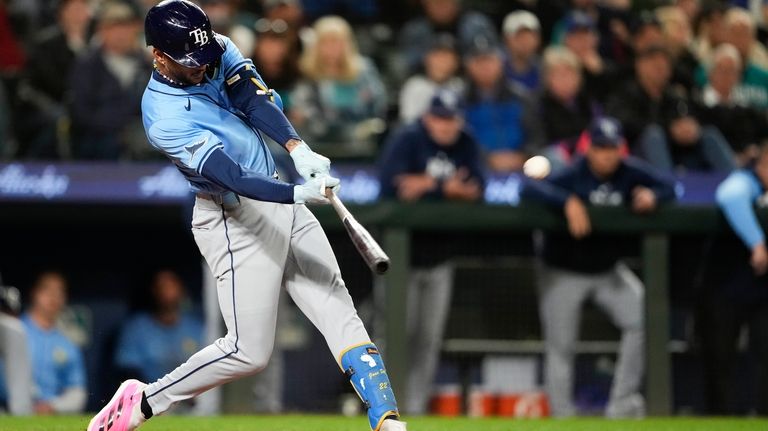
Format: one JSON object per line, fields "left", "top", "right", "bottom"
{"left": 145, "top": 0, "right": 225, "bottom": 68}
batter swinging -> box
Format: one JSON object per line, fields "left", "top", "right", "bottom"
{"left": 86, "top": 2, "right": 405, "bottom": 431}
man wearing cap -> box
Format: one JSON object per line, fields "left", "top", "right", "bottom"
{"left": 398, "top": 34, "right": 464, "bottom": 124}
{"left": 502, "top": 10, "right": 542, "bottom": 92}
{"left": 521, "top": 116, "right": 676, "bottom": 418}
{"left": 464, "top": 35, "right": 543, "bottom": 173}
{"left": 399, "top": 0, "right": 497, "bottom": 72}
{"left": 562, "top": 10, "right": 619, "bottom": 103}
{"left": 379, "top": 89, "right": 484, "bottom": 414}
{"left": 608, "top": 44, "right": 736, "bottom": 172}
{"left": 68, "top": 0, "right": 150, "bottom": 159}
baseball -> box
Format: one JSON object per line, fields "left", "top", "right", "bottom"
{"left": 523, "top": 156, "right": 551, "bottom": 179}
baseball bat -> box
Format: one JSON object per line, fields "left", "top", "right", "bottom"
{"left": 325, "top": 188, "right": 390, "bottom": 274}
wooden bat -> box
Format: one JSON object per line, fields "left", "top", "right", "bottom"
{"left": 325, "top": 188, "right": 390, "bottom": 274}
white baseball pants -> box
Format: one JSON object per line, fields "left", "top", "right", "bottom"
{"left": 144, "top": 196, "right": 371, "bottom": 414}
{"left": 537, "top": 262, "right": 645, "bottom": 417}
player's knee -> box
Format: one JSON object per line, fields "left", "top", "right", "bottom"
{"left": 236, "top": 346, "right": 272, "bottom": 375}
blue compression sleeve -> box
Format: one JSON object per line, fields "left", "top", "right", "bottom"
{"left": 716, "top": 170, "right": 765, "bottom": 249}
{"left": 200, "top": 147, "right": 294, "bottom": 204}
{"left": 225, "top": 65, "right": 300, "bottom": 147}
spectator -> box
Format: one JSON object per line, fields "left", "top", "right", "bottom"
{"left": 290, "top": 16, "right": 386, "bottom": 147}
{"left": 115, "top": 270, "right": 204, "bottom": 387}
{"left": 675, "top": 0, "right": 701, "bottom": 24}
{"left": 630, "top": 11, "right": 665, "bottom": 55}
{"left": 22, "top": 271, "right": 86, "bottom": 414}
{"left": 725, "top": 7, "right": 768, "bottom": 71}
{"left": 550, "top": 0, "right": 632, "bottom": 63}
{"left": 694, "top": 7, "right": 768, "bottom": 110}
{"left": 261, "top": 0, "right": 304, "bottom": 52}
{"left": 0, "top": 281, "right": 32, "bottom": 415}
{"left": 15, "top": 0, "right": 92, "bottom": 159}
{"left": 252, "top": 18, "right": 300, "bottom": 109}
{"left": 692, "top": 4, "right": 730, "bottom": 64}
{"left": 521, "top": 117, "right": 676, "bottom": 418}
{"left": 501, "top": 10, "right": 542, "bottom": 92}
{"left": 464, "top": 37, "right": 543, "bottom": 173}
{"left": 539, "top": 46, "right": 601, "bottom": 171}
{"left": 703, "top": 145, "right": 768, "bottom": 414}
{"left": 608, "top": 44, "right": 735, "bottom": 173}
{"left": 398, "top": 34, "right": 463, "bottom": 124}
{"left": 562, "top": 11, "right": 619, "bottom": 103}
{"left": 698, "top": 44, "right": 768, "bottom": 164}
{"left": 200, "top": 0, "right": 256, "bottom": 56}
{"left": 379, "top": 90, "right": 484, "bottom": 414}
{"left": 656, "top": 5, "right": 700, "bottom": 95}
{"left": 68, "top": 0, "right": 150, "bottom": 160}
{"left": 399, "top": 0, "right": 497, "bottom": 73}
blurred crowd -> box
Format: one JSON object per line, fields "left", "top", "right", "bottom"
{"left": 2, "top": 0, "right": 768, "bottom": 419}
{"left": 0, "top": 0, "right": 765, "bottom": 172}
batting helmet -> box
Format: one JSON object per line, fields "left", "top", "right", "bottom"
{"left": 145, "top": 0, "right": 225, "bottom": 68}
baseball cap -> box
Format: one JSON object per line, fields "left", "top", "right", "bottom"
{"left": 428, "top": 90, "right": 463, "bottom": 118}
{"left": 503, "top": 10, "right": 540, "bottom": 35}
{"left": 564, "top": 11, "right": 596, "bottom": 33}
{"left": 427, "top": 33, "right": 458, "bottom": 53}
{"left": 465, "top": 35, "right": 502, "bottom": 59}
{"left": 590, "top": 117, "right": 624, "bottom": 147}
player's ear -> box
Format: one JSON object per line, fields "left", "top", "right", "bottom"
{"left": 152, "top": 48, "right": 165, "bottom": 64}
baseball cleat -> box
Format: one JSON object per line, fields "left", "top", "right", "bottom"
{"left": 87, "top": 379, "right": 147, "bottom": 431}
{"left": 380, "top": 418, "right": 408, "bottom": 431}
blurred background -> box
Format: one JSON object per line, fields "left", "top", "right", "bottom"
{"left": 0, "top": 0, "right": 767, "bottom": 420}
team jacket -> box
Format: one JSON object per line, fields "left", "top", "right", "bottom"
{"left": 521, "top": 157, "right": 676, "bottom": 273}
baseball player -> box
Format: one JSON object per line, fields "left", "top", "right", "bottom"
{"left": 521, "top": 117, "right": 676, "bottom": 417}
{"left": 86, "top": 2, "right": 406, "bottom": 431}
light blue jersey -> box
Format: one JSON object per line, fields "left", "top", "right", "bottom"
{"left": 141, "top": 35, "right": 277, "bottom": 194}
{"left": 21, "top": 314, "right": 86, "bottom": 402}
{"left": 716, "top": 169, "right": 766, "bottom": 249}
{"left": 115, "top": 312, "right": 204, "bottom": 383}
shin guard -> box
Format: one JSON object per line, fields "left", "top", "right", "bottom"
{"left": 340, "top": 343, "right": 399, "bottom": 430}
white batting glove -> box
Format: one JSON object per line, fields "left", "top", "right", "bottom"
{"left": 293, "top": 175, "right": 340, "bottom": 205}
{"left": 289, "top": 141, "right": 331, "bottom": 181}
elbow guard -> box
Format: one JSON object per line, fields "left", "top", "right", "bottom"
{"left": 226, "top": 64, "right": 282, "bottom": 110}
{"left": 225, "top": 64, "right": 298, "bottom": 144}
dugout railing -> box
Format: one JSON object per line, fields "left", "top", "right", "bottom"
{"left": 306, "top": 202, "right": 737, "bottom": 416}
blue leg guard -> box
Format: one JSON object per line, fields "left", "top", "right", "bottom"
{"left": 341, "top": 343, "right": 399, "bottom": 430}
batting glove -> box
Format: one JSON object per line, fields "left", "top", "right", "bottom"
{"left": 289, "top": 141, "right": 331, "bottom": 181}
{"left": 293, "top": 175, "right": 340, "bottom": 205}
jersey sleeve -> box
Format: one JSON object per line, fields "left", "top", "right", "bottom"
{"left": 716, "top": 170, "right": 765, "bottom": 249}
{"left": 217, "top": 34, "right": 253, "bottom": 80}
{"left": 147, "top": 118, "right": 223, "bottom": 174}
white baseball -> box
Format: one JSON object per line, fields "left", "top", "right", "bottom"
{"left": 523, "top": 155, "right": 551, "bottom": 179}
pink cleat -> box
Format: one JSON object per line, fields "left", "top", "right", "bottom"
{"left": 87, "top": 379, "right": 147, "bottom": 431}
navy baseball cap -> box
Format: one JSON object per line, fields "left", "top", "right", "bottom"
{"left": 565, "top": 11, "right": 596, "bottom": 33}
{"left": 427, "top": 33, "right": 458, "bottom": 53}
{"left": 465, "top": 35, "right": 502, "bottom": 59}
{"left": 590, "top": 117, "right": 624, "bottom": 147}
{"left": 428, "top": 90, "right": 463, "bottom": 118}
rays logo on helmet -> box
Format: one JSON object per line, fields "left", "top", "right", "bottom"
{"left": 189, "top": 28, "right": 209, "bottom": 46}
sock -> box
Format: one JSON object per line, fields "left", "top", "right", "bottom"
{"left": 140, "top": 392, "right": 154, "bottom": 420}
